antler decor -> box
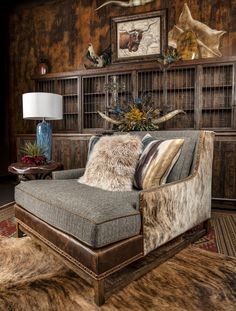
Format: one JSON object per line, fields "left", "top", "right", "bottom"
{"left": 98, "top": 95, "right": 186, "bottom": 131}
{"left": 96, "top": 0, "right": 154, "bottom": 11}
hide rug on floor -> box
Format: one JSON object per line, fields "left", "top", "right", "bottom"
{"left": 0, "top": 237, "right": 235, "bottom": 311}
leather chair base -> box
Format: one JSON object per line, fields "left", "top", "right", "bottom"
{"left": 14, "top": 204, "right": 208, "bottom": 306}
{"left": 14, "top": 204, "right": 144, "bottom": 279}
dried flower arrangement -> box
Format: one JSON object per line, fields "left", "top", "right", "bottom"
{"left": 98, "top": 94, "right": 185, "bottom": 131}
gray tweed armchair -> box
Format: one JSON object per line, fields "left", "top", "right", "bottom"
{"left": 14, "top": 130, "right": 214, "bottom": 305}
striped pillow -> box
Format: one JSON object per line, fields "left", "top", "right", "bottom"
{"left": 134, "top": 135, "right": 184, "bottom": 190}
{"left": 87, "top": 135, "right": 100, "bottom": 160}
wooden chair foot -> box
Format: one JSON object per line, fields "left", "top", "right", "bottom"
{"left": 203, "top": 219, "right": 211, "bottom": 235}
{"left": 16, "top": 223, "right": 25, "bottom": 238}
{"left": 94, "top": 279, "right": 105, "bottom": 306}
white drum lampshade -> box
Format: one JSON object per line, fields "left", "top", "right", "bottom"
{"left": 22, "top": 92, "right": 63, "bottom": 120}
{"left": 22, "top": 92, "right": 63, "bottom": 161}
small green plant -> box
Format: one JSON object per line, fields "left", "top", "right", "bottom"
{"left": 20, "top": 141, "right": 47, "bottom": 165}
{"left": 20, "top": 141, "right": 45, "bottom": 157}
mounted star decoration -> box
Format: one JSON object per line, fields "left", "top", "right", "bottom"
{"left": 96, "top": 0, "right": 154, "bottom": 11}
{"left": 168, "top": 3, "right": 226, "bottom": 59}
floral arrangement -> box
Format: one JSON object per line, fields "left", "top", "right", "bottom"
{"left": 20, "top": 141, "right": 47, "bottom": 165}
{"left": 98, "top": 94, "right": 185, "bottom": 132}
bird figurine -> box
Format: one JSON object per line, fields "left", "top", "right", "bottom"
{"left": 85, "top": 44, "right": 111, "bottom": 69}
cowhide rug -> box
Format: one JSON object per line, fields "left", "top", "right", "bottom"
{"left": 0, "top": 237, "right": 235, "bottom": 311}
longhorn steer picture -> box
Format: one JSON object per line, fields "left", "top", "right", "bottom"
{"left": 111, "top": 10, "right": 167, "bottom": 62}
{"left": 119, "top": 30, "right": 143, "bottom": 52}
{"left": 118, "top": 20, "right": 157, "bottom": 53}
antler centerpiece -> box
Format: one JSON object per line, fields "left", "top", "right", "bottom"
{"left": 98, "top": 93, "right": 186, "bottom": 132}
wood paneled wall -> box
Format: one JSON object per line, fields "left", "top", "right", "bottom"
{"left": 5, "top": 0, "right": 236, "bottom": 203}
{"left": 16, "top": 134, "right": 91, "bottom": 169}
{"left": 0, "top": 5, "right": 10, "bottom": 176}
{"left": 212, "top": 133, "right": 236, "bottom": 200}
{"left": 8, "top": 0, "right": 236, "bottom": 143}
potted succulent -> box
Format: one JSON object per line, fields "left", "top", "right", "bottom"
{"left": 20, "top": 141, "right": 47, "bottom": 165}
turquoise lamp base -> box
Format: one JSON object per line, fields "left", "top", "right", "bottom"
{"left": 36, "top": 121, "right": 52, "bottom": 161}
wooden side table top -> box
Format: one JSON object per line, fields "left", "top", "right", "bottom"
{"left": 8, "top": 162, "right": 63, "bottom": 181}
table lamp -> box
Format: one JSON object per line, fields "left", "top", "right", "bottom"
{"left": 22, "top": 92, "right": 63, "bottom": 161}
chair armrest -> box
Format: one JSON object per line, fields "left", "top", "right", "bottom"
{"left": 52, "top": 168, "right": 85, "bottom": 180}
{"left": 139, "top": 131, "right": 214, "bottom": 255}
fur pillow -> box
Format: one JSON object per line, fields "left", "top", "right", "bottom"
{"left": 78, "top": 134, "right": 142, "bottom": 191}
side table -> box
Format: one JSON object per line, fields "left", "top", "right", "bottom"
{"left": 8, "top": 162, "right": 63, "bottom": 182}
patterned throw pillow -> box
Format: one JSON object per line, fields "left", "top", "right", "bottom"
{"left": 87, "top": 135, "right": 100, "bottom": 160}
{"left": 134, "top": 134, "right": 184, "bottom": 190}
{"left": 79, "top": 134, "right": 142, "bottom": 191}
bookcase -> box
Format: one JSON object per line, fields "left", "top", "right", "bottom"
{"left": 201, "top": 64, "right": 233, "bottom": 128}
{"left": 82, "top": 74, "right": 106, "bottom": 131}
{"left": 137, "top": 67, "right": 196, "bottom": 129}
{"left": 30, "top": 57, "right": 236, "bottom": 207}
{"left": 35, "top": 76, "right": 80, "bottom": 132}
{"left": 33, "top": 57, "right": 236, "bottom": 133}
{"left": 81, "top": 72, "right": 133, "bottom": 131}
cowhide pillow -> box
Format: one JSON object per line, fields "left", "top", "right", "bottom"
{"left": 78, "top": 134, "right": 142, "bottom": 191}
{"left": 134, "top": 134, "right": 184, "bottom": 190}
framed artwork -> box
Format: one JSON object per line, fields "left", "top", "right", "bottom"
{"left": 111, "top": 10, "right": 168, "bottom": 63}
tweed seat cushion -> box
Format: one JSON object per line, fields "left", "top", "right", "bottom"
{"left": 15, "top": 179, "right": 141, "bottom": 248}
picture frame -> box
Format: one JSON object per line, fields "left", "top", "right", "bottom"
{"left": 111, "top": 10, "right": 168, "bottom": 64}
